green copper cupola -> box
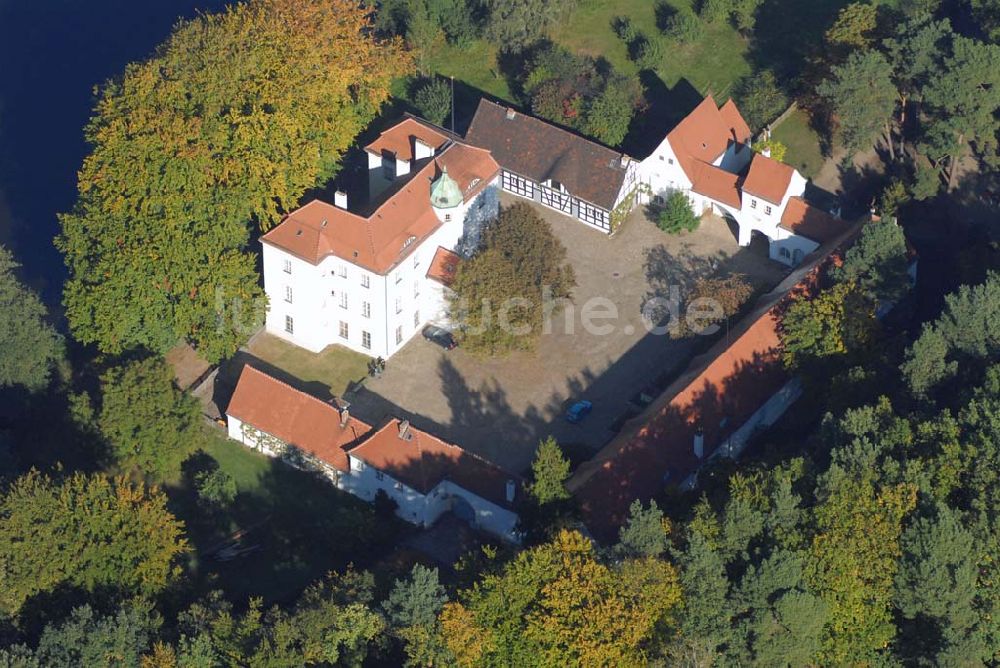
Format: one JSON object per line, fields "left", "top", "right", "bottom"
{"left": 430, "top": 166, "right": 463, "bottom": 210}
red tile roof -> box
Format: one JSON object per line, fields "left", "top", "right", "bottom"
{"left": 779, "top": 197, "right": 849, "bottom": 243}
{"left": 426, "top": 246, "right": 461, "bottom": 287}
{"left": 667, "top": 95, "right": 752, "bottom": 186}
{"left": 742, "top": 153, "right": 795, "bottom": 205}
{"left": 365, "top": 117, "right": 450, "bottom": 162}
{"left": 348, "top": 419, "right": 520, "bottom": 509}
{"left": 690, "top": 162, "right": 742, "bottom": 209}
{"left": 226, "top": 365, "right": 371, "bottom": 472}
{"left": 262, "top": 142, "right": 498, "bottom": 273}
{"left": 569, "top": 232, "right": 858, "bottom": 542}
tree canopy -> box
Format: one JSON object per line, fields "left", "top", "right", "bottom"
{"left": 0, "top": 470, "right": 187, "bottom": 616}
{"left": 58, "top": 0, "right": 410, "bottom": 361}
{"left": 0, "top": 245, "right": 63, "bottom": 392}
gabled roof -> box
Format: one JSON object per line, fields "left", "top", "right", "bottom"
{"left": 465, "top": 99, "right": 630, "bottom": 210}
{"left": 426, "top": 246, "right": 461, "bottom": 287}
{"left": 742, "top": 153, "right": 795, "bottom": 205}
{"left": 690, "top": 162, "right": 742, "bottom": 209}
{"left": 666, "top": 95, "right": 752, "bottom": 184}
{"left": 226, "top": 365, "right": 371, "bottom": 472}
{"left": 364, "top": 117, "right": 450, "bottom": 161}
{"left": 569, "top": 229, "right": 859, "bottom": 541}
{"left": 348, "top": 419, "right": 519, "bottom": 509}
{"left": 262, "top": 141, "right": 498, "bottom": 273}
{"left": 779, "top": 197, "right": 849, "bottom": 243}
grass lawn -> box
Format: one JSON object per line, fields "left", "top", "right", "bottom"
{"left": 772, "top": 108, "right": 826, "bottom": 179}
{"left": 244, "top": 333, "right": 371, "bottom": 398}
{"left": 169, "top": 426, "right": 405, "bottom": 604}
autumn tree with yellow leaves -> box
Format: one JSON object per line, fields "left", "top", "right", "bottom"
{"left": 58, "top": 0, "right": 411, "bottom": 360}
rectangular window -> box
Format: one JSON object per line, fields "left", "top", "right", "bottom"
{"left": 413, "top": 254, "right": 420, "bottom": 268}
{"left": 750, "top": 199, "right": 757, "bottom": 209}
{"left": 339, "top": 321, "right": 349, "bottom": 339}
{"left": 413, "top": 311, "right": 420, "bottom": 328}
{"left": 395, "top": 297, "right": 402, "bottom": 314}
{"left": 339, "top": 292, "right": 348, "bottom": 309}
{"left": 283, "top": 259, "right": 292, "bottom": 274}
{"left": 764, "top": 205, "right": 773, "bottom": 215}
{"left": 414, "top": 282, "right": 420, "bottom": 298}
{"left": 394, "top": 481, "right": 403, "bottom": 491}
{"left": 362, "top": 301, "right": 371, "bottom": 318}
{"left": 338, "top": 265, "right": 347, "bottom": 278}
{"left": 375, "top": 471, "right": 384, "bottom": 481}
{"left": 284, "top": 315, "right": 294, "bottom": 334}
{"left": 395, "top": 272, "right": 403, "bottom": 285}
{"left": 362, "top": 331, "right": 371, "bottom": 349}
{"left": 361, "top": 274, "right": 370, "bottom": 289}
{"left": 444, "top": 213, "right": 451, "bottom": 222}
{"left": 501, "top": 170, "right": 534, "bottom": 198}
{"left": 578, "top": 201, "right": 609, "bottom": 230}
{"left": 284, "top": 285, "right": 293, "bottom": 303}
{"left": 395, "top": 326, "right": 403, "bottom": 344}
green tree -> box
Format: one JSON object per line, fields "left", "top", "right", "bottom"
{"left": 528, "top": 436, "right": 571, "bottom": 505}
{"left": 0, "top": 245, "right": 63, "bottom": 392}
{"left": 0, "top": 470, "right": 187, "bottom": 616}
{"left": 98, "top": 357, "right": 201, "bottom": 479}
{"left": 195, "top": 468, "right": 237, "bottom": 511}
{"left": 894, "top": 505, "right": 984, "bottom": 664}
{"left": 972, "top": 0, "right": 1000, "bottom": 43}
{"left": 674, "top": 274, "right": 753, "bottom": 338}
{"left": 832, "top": 219, "right": 910, "bottom": 302}
{"left": 582, "top": 74, "right": 639, "bottom": 146}
{"left": 32, "top": 601, "right": 161, "bottom": 667}
{"left": 662, "top": 8, "right": 705, "bottom": 43}
{"left": 449, "top": 203, "right": 575, "bottom": 355}
{"left": 413, "top": 77, "right": 452, "bottom": 126}
{"left": 384, "top": 565, "right": 448, "bottom": 629}
{"left": 883, "top": 15, "right": 953, "bottom": 138}
{"left": 824, "top": 2, "right": 878, "bottom": 52}
{"left": 617, "top": 499, "right": 669, "bottom": 558}
{"left": 733, "top": 71, "right": 788, "bottom": 132}
{"left": 901, "top": 272, "right": 1000, "bottom": 395}
{"left": 58, "top": 0, "right": 410, "bottom": 361}
{"left": 751, "top": 138, "right": 787, "bottom": 162}
{"left": 921, "top": 36, "right": 1000, "bottom": 190}
{"left": 669, "top": 532, "right": 732, "bottom": 665}
{"left": 780, "top": 281, "right": 877, "bottom": 372}
{"left": 817, "top": 50, "right": 897, "bottom": 157}
{"left": 731, "top": 0, "right": 764, "bottom": 32}
{"left": 657, "top": 191, "right": 700, "bottom": 234}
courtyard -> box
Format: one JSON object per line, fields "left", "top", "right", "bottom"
{"left": 341, "top": 197, "right": 787, "bottom": 474}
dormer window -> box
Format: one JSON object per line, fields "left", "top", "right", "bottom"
{"left": 402, "top": 235, "right": 417, "bottom": 250}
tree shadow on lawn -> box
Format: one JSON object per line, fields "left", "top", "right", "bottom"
{"left": 623, "top": 72, "right": 704, "bottom": 158}
{"left": 170, "top": 454, "right": 404, "bottom": 607}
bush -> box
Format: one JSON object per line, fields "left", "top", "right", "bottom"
{"left": 612, "top": 15, "right": 638, "bottom": 43}
{"left": 413, "top": 77, "right": 452, "bottom": 126}
{"left": 698, "top": 0, "right": 733, "bottom": 23}
{"left": 634, "top": 37, "right": 665, "bottom": 71}
{"left": 657, "top": 192, "right": 700, "bottom": 234}
{"left": 196, "top": 468, "right": 237, "bottom": 510}
{"left": 662, "top": 8, "right": 705, "bottom": 43}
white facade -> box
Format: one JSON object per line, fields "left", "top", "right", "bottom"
{"left": 639, "top": 134, "right": 820, "bottom": 268}
{"left": 344, "top": 453, "right": 520, "bottom": 542}
{"left": 262, "top": 183, "right": 495, "bottom": 359}
{"left": 225, "top": 411, "right": 520, "bottom": 542}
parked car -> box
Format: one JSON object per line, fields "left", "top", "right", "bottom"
{"left": 565, "top": 400, "right": 593, "bottom": 424}
{"left": 422, "top": 325, "right": 457, "bottom": 350}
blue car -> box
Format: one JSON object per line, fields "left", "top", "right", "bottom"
{"left": 565, "top": 400, "right": 593, "bottom": 424}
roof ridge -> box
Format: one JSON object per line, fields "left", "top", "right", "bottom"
{"left": 477, "top": 98, "right": 633, "bottom": 159}
{"left": 238, "top": 365, "right": 367, "bottom": 429}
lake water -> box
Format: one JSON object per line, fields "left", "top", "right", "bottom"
{"left": 0, "top": 0, "right": 223, "bottom": 307}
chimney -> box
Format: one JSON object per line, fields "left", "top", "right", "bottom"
{"left": 334, "top": 191, "right": 348, "bottom": 209}
{"left": 397, "top": 419, "right": 411, "bottom": 440}
{"left": 693, "top": 429, "right": 705, "bottom": 459}
{"left": 339, "top": 405, "right": 350, "bottom": 428}
{"left": 505, "top": 107, "right": 516, "bottom": 120}
{"left": 505, "top": 479, "right": 516, "bottom": 504}
{"left": 620, "top": 155, "right": 629, "bottom": 169}
{"left": 761, "top": 145, "right": 771, "bottom": 158}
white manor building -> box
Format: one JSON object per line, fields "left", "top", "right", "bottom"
{"left": 637, "top": 95, "right": 845, "bottom": 266}
{"left": 262, "top": 96, "right": 843, "bottom": 361}
{"left": 225, "top": 365, "right": 522, "bottom": 542}
{"left": 261, "top": 118, "right": 500, "bottom": 358}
